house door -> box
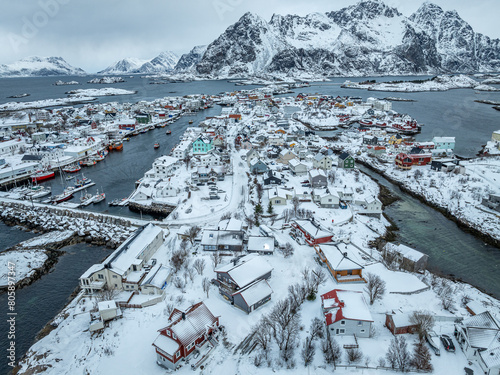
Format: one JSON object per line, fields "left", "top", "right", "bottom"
{"left": 250, "top": 305, "right": 254, "bottom": 312}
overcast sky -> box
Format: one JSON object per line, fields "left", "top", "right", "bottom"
{"left": 0, "top": 0, "right": 498, "bottom": 73}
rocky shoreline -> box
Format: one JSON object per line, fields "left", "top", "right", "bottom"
{"left": 357, "top": 159, "right": 500, "bottom": 249}
{"left": 128, "top": 201, "right": 175, "bottom": 219}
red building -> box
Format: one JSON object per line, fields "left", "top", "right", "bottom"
{"left": 292, "top": 219, "right": 333, "bottom": 246}
{"left": 385, "top": 312, "right": 418, "bottom": 335}
{"left": 395, "top": 148, "right": 432, "bottom": 170}
{"left": 152, "top": 302, "right": 220, "bottom": 370}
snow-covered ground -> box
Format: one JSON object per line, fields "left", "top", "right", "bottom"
{"left": 14, "top": 223, "right": 500, "bottom": 374}
{"left": 66, "top": 88, "right": 136, "bottom": 97}
{"left": 0, "top": 97, "right": 97, "bottom": 112}
{"left": 18, "top": 230, "right": 75, "bottom": 248}
{"left": 0, "top": 249, "right": 47, "bottom": 287}
{"left": 343, "top": 74, "right": 498, "bottom": 92}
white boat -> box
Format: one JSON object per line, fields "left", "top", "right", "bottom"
{"left": 93, "top": 189, "right": 106, "bottom": 204}
{"left": 25, "top": 186, "right": 51, "bottom": 200}
{"left": 80, "top": 191, "right": 95, "bottom": 206}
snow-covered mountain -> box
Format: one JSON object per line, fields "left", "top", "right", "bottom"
{"left": 0, "top": 56, "right": 86, "bottom": 77}
{"left": 134, "top": 51, "right": 179, "bottom": 74}
{"left": 174, "top": 45, "right": 207, "bottom": 72}
{"left": 192, "top": 0, "right": 500, "bottom": 77}
{"left": 98, "top": 57, "right": 149, "bottom": 75}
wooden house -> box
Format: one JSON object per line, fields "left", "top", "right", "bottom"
{"left": 321, "top": 289, "right": 373, "bottom": 338}
{"left": 292, "top": 219, "right": 333, "bottom": 246}
{"left": 338, "top": 152, "right": 355, "bottom": 169}
{"left": 385, "top": 311, "right": 418, "bottom": 335}
{"left": 214, "top": 255, "right": 273, "bottom": 313}
{"left": 153, "top": 302, "right": 220, "bottom": 370}
{"left": 314, "top": 244, "right": 366, "bottom": 283}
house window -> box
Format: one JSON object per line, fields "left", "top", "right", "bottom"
{"left": 173, "top": 333, "right": 177, "bottom": 340}
{"left": 360, "top": 330, "right": 365, "bottom": 333}
{"left": 112, "top": 275, "right": 117, "bottom": 279}
{"left": 167, "top": 330, "right": 170, "bottom": 337}
{"left": 98, "top": 274, "right": 104, "bottom": 279}
{"left": 339, "top": 329, "right": 345, "bottom": 334}
{"left": 340, "top": 321, "right": 346, "bottom": 325}
{"left": 358, "top": 321, "right": 363, "bottom": 326}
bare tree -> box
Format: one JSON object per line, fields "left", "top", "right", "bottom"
{"left": 292, "top": 196, "right": 301, "bottom": 217}
{"left": 186, "top": 267, "right": 196, "bottom": 283}
{"left": 252, "top": 317, "right": 273, "bottom": 351}
{"left": 409, "top": 311, "right": 435, "bottom": 340}
{"left": 327, "top": 170, "right": 336, "bottom": 184}
{"left": 309, "top": 317, "right": 324, "bottom": 341}
{"left": 439, "top": 285, "right": 456, "bottom": 312}
{"left": 301, "top": 336, "right": 316, "bottom": 366}
{"left": 256, "top": 182, "right": 263, "bottom": 203}
{"left": 96, "top": 287, "right": 119, "bottom": 302}
{"left": 278, "top": 242, "right": 294, "bottom": 258}
{"left": 173, "top": 276, "right": 186, "bottom": 292}
{"left": 268, "top": 298, "right": 301, "bottom": 362}
{"left": 171, "top": 247, "right": 189, "bottom": 273}
{"left": 322, "top": 337, "right": 342, "bottom": 366}
{"left": 411, "top": 338, "right": 433, "bottom": 370}
{"left": 346, "top": 348, "right": 363, "bottom": 364}
{"left": 202, "top": 277, "right": 211, "bottom": 298}
{"left": 302, "top": 267, "right": 327, "bottom": 300}
{"left": 211, "top": 252, "right": 222, "bottom": 270}
{"left": 288, "top": 283, "right": 307, "bottom": 309}
{"left": 364, "top": 272, "right": 386, "bottom": 305}
{"left": 184, "top": 226, "right": 201, "bottom": 245}
{"left": 193, "top": 258, "right": 206, "bottom": 275}
{"left": 386, "top": 336, "right": 411, "bottom": 371}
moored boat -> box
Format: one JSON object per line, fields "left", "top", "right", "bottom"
{"left": 189, "top": 120, "right": 194, "bottom": 124}
{"left": 154, "top": 143, "right": 160, "bottom": 149}
{"left": 75, "top": 174, "right": 93, "bottom": 188}
{"left": 166, "top": 130, "right": 171, "bottom": 135}
{"left": 80, "top": 191, "right": 95, "bottom": 206}
{"left": 93, "top": 189, "right": 105, "bottom": 203}
{"left": 52, "top": 188, "right": 74, "bottom": 204}
{"left": 31, "top": 170, "right": 55, "bottom": 183}
{"left": 62, "top": 164, "right": 81, "bottom": 173}
{"left": 25, "top": 185, "right": 51, "bottom": 200}
{"left": 108, "top": 140, "right": 123, "bottom": 151}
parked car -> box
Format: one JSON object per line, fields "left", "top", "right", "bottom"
{"left": 440, "top": 334, "right": 455, "bottom": 352}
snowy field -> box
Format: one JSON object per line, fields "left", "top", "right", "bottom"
{"left": 66, "top": 88, "right": 137, "bottom": 97}
{"left": 18, "top": 230, "right": 75, "bottom": 248}
{"left": 0, "top": 249, "right": 47, "bottom": 287}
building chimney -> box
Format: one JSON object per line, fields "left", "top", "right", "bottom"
{"left": 182, "top": 312, "right": 186, "bottom": 320}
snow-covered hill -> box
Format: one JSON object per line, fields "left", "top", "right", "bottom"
{"left": 0, "top": 56, "right": 86, "bottom": 78}
{"left": 174, "top": 45, "right": 207, "bottom": 72}
{"left": 98, "top": 57, "right": 149, "bottom": 75}
{"left": 134, "top": 51, "right": 179, "bottom": 74}
{"left": 192, "top": 0, "right": 500, "bottom": 77}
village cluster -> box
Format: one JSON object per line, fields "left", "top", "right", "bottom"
{"left": 10, "top": 87, "right": 500, "bottom": 375}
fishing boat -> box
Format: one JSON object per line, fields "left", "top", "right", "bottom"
{"left": 66, "top": 175, "right": 75, "bottom": 181}
{"left": 93, "top": 189, "right": 106, "bottom": 203}
{"left": 75, "top": 174, "right": 93, "bottom": 188}
{"left": 52, "top": 188, "right": 74, "bottom": 204}
{"left": 108, "top": 198, "right": 121, "bottom": 206}
{"left": 166, "top": 130, "right": 171, "bottom": 135}
{"left": 154, "top": 143, "right": 160, "bottom": 149}
{"left": 31, "top": 170, "right": 55, "bottom": 183}
{"left": 62, "top": 164, "right": 81, "bottom": 173}
{"left": 108, "top": 140, "right": 123, "bottom": 151}
{"left": 25, "top": 185, "right": 51, "bottom": 200}
{"left": 79, "top": 159, "right": 96, "bottom": 167}
{"left": 79, "top": 191, "right": 95, "bottom": 206}
{"left": 189, "top": 120, "right": 194, "bottom": 124}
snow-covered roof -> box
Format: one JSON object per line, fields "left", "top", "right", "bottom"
{"left": 385, "top": 243, "right": 426, "bottom": 262}
{"left": 104, "top": 223, "right": 162, "bottom": 276}
{"left": 432, "top": 136, "right": 455, "bottom": 143}
{"left": 289, "top": 158, "right": 304, "bottom": 167}
{"left": 479, "top": 346, "right": 500, "bottom": 369}
{"left": 294, "top": 219, "right": 332, "bottom": 240}
{"left": 80, "top": 263, "right": 104, "bottom": 279}
{"left": 321, "top": 289, "right": 373, "bottom": 325}
{"left": 233, "top": 279, "right": 273, "bottom": 307}
{"left": 141, "top": 264, "right": 171, "bottom": 289}
{"left": 462, "top": 311, "right": 500, "bottom": 349}
{"left": 309, "top": 169, "right": 326, "bottom": 178}
{"left": 320, "top": 244, "right": 363, "bottom": 271}
{"left": 153, "top": 155, "right": 178, "bottom": 168}
{"left": 389, "top": 311, "right": 414, "bottom": 328}
{"left": 216, "top": 255, "right": 273, "bottom": 289}
{"left": 98, "top": 300, "right": 117, "bottom": 311}
{"left": 168, "top": 302, "right": 218, "bottom": 347}
{"left": 153, "top": 334, "right": 179, "bottom": 356}
{"left": 247, "top": 236, "right": 275, "bottom": 253}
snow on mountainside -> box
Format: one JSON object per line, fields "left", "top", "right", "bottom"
{"left": 193, "top": 0, "right": 500, "bottom": 78}
{"left": 98, "top": 57, "right": 149, "bottom": 75}
{"left": 0, "top": 56, "right": 86, "bottom": 77}
{"left": 134, "top": 51, "right": 179, "bottom": 74}
{"left": 174, "top": 45, "right": 207, "bottom": 72}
